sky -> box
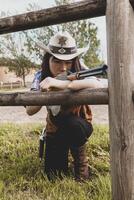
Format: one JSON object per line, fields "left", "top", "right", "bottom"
{"left": 0, "top": 0, "right": 107, "bottom": 62}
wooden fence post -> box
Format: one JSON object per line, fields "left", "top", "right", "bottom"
{"left": 106, "top": 0, "right": 134, "bottom": 199}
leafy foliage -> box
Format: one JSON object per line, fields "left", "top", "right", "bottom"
{"left": 0, "top": 56, "right": 35, "bottom": 87}
{"left": 54, "top": 0, "right": 102, "bottom": 67}
{"left": 0, "top": 31, "right": 37, "bottom": 86}
{"left": 24, "top": 0, "right": 102, "bottom": 67}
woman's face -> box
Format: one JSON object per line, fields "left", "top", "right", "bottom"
{"left": 49, "top": 56, "right": 73, "bottom": 77}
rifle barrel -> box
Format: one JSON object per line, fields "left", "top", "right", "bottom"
{"left": 67, "top": 64, "right": 108, "bottom": 80}
{"left": 78, "top": 70, "right": 106, "bottom": 79}
{"left": 78, "top": 64, "right": 108, "bottom": 76}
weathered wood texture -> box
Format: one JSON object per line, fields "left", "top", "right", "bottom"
{"left": 130, "top": 0, "right": 134, "bottom": 9}
{"left": 0, "top": 0, "right": 106, "bottom": 34}
{"left": 106, "top": 0, "right": 134, "bottom": 199}
{"left": 0, "top": 88, "right": 108, "bottom": 106}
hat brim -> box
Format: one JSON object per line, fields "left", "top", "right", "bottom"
{"left": 36, "top": 42, "right": 88, "bottom": 61}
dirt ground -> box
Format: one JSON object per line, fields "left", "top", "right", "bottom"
{"left": 0, "top": 105, "right": 109, "bottom": 125}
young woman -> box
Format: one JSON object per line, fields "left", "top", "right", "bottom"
{"left": 26, "top": 31, "right": 104, "bottom": 181}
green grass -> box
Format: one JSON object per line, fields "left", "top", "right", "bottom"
{"left": 0, "top": 123, "right": 111, "bottom": 200}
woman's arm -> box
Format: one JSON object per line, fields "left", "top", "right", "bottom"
{"left": 25, "top": 70, "right": 42, "bottom": 116}
{"left": 40, "top": 77, "right": 71, "bottom": 91}
{"left": 68, "top": 77, "right": 106, "bottom": 91}
{"left": 26, "top": 77, "right": 70, "bottom": 116}
{"left": 26, "top": 106, "right": 42, "bottom": 115}
{"left": 39, "top": 76, "right": 107, "bottom": 91}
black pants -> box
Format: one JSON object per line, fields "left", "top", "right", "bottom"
{"left": 44, "top": 114, "right": 93, "bottom": 180}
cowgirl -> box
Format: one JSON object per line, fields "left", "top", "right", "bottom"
{"left": 26, "top": 31, "right": 104, "bottom": 181}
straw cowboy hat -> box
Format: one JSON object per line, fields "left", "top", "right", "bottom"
{"left": 36, "top": 31, "right": 89, "bottom": 61}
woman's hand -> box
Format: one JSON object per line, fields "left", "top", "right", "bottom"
{"left": 40, "top": 77, "right": 71, "bottom": 91}
{"left": 26, "top": 106, "right": 42, "bottom": 115}
{"left": 40, "top": 77, "right": 55, "bottom": 91}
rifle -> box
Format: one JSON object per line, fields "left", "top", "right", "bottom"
{"left": 67, "top": 64, "right": 108, "bottom": 81}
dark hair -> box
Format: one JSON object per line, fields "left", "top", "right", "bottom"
{"left": 41, "top": 53, "right": 83, "bottom": 81}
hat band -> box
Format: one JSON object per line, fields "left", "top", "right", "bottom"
{"left": 49, "top": 45, "right": 77, "bottom": 55}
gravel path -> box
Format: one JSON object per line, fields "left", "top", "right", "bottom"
{"left": 0, "top": 105, "right": 108, "bottom": 125}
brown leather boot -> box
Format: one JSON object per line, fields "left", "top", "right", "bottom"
{"left": 70, "top": 143, "right": 89, "bottom": 181}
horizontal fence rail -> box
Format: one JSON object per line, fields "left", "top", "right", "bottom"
{"left": 0, "top": 0, "right": 106, "bottom": 34}
{"left": 0, "top": 88, "right": 108, "bottom": 106}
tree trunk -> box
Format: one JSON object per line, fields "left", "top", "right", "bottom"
{"left": 22, "top": 73, "right": 26, "bottom": 87}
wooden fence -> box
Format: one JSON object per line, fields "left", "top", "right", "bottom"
{"left": 0, "top": 82, "right": 22, "bottom": 89}
{"left": 0, "top": 0, "right": 134, "bottom": 199}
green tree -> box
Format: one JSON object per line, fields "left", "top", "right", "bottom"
{"left": 0, "top": 56, "right": 35, "bottom": 87}
{"left": 58, "top": 20, "right": 101, "bottom": 67}
{"left": 55, "top": 0, "right": 102, "bottom": 66}
{"left": 0, "top": 31, "right": 36, "bottom": 86}
{"left": 24, "top": 0, "right": 102, "bottom": 67}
